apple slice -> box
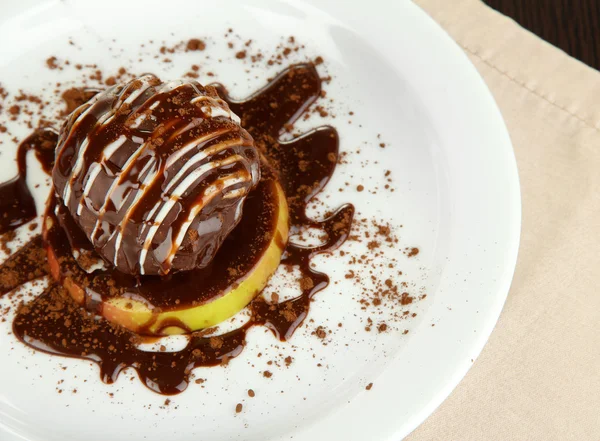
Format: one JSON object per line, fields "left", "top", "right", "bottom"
{"left": 45, "top": 175, "right": 289, "bottom": 336}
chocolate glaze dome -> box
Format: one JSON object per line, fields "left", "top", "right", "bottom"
{"left": 52, "top": 74, "right": 260, "bottom": 276}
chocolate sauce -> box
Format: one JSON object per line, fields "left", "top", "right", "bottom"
{"left": 46, "top": 166, "right": 280, "bottom": 309}
{"left": 0, "top": 129, "right": 57, "bottom": 234}
{"left": 0, "top": 64, "right": 354, "bottom": 395}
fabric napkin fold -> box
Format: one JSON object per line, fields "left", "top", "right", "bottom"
{"left": 407, "top": 1, "right": 600, "bottom": 440}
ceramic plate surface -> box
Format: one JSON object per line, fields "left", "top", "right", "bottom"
{"left": 0, "top": 1, "right": 520, "bottom": 440}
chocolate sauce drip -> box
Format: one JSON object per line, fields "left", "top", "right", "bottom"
{"left": 0, "top": 64, "right": 354, "bottom": 395}
{"left": 215, "top": 64, "right": 339, "bottom": 226}
{"left": 0, "top": 130, "right": 57, "bottom": 233}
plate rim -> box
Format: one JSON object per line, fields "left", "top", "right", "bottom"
{"left": 288, "top": 0, "right": 521, "bottom": 439}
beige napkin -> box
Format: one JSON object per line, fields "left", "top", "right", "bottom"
{"left": 406, "top": 1, "right": 600, "bottom": 440}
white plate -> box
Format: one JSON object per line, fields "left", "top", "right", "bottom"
{"left": 0, "top": 0, "right": 520, "bottom": 440}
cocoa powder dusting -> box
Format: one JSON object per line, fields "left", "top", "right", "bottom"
{"left": 46, "top": 56, "right": 59, "bottom": 70}
{"left": 186, "top": 39, "right": 206, "bottom": 51}
{"left": 407, "top": 247, "right": 419, "bottom": 257}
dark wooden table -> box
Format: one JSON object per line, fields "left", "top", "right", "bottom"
{"left": 484, "top": 0, "right": 600, "bottom": 70}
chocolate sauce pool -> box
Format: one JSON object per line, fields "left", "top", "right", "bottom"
{"left": 0, "top": 64, "right": 354, "bottom": 395}
{"left": 0, "top": 129, "right": 57, "bottom": 234}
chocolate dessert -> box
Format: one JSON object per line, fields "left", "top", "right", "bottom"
{"left": 53, "top": 74, "right": 261, "bottom": 276}
{"left": 0, "top": 63, "right": 354, "bottom": 394}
